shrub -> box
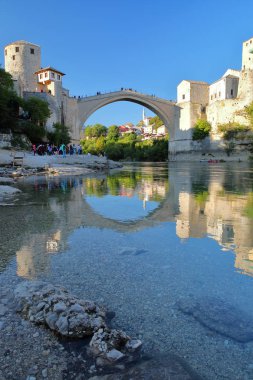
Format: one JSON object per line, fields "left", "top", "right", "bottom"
{"left": 47, "top": 123, "right": 71, "bottom": 145}
{"left": 217, "top": 123, "right": 250, "bottom": 140}
{"left": 192, "top": 119, "right": 211, "bottom": 140}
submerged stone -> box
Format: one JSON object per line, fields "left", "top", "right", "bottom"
{"left": 178, "top": 296, "right": 253, "bottom": 342}
{"left": 89, "top": 354, "right": 198, "bottom": 379}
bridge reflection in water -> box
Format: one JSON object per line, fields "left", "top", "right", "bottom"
{"left": 3, "top": 163, "right": 253, "bottom": 279}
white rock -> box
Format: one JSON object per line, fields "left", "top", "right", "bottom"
{"left": 42, "top": 368, "right": 48, "bottom": 378}
{"left": 125, "top": 339, "right": 142, "bottom": 352}
{"left": 106, "top": 349, "right": 125, "bottom": 362}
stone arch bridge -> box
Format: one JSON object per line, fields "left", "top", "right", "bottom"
{"left": 76, "top": 90, "right": 191, "bottom": 154}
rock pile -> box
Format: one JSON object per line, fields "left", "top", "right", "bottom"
{"left": 89, "top": 328, "right": 142, "bottom": 366}
{"left": 14, "top": 281, "right": 142, "bottom": 365}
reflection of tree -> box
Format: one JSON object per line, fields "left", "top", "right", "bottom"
{"left": 83, "top": 171, "right": 169, "bottom": 203}
{"left": 84, "top": 178, "right": 108, "bottom": 197}
{"left": 244, "top": 192, "right": 253, "bottom": 219}
{"left": 194, "top": 191, "right": 209, "bottom": 205}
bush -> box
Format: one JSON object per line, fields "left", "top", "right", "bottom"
{"left": 47, "top": 123, "right": 71, "bottom": 145}
{"left": 192, "top": 119, "right": 211, "bottom": 141}
{"left": 217, "top": 123, "right": 250, "bottom": 140}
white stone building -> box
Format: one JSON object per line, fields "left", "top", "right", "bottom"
{"left": 176, "top": 36, "right": 253, "bottom": 148}
{"left": 209, "top": 69, "right": 240, "bottom": 103}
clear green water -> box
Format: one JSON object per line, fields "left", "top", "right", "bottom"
{"left": 1, "top": 162, "right": 253, "bottom": 379}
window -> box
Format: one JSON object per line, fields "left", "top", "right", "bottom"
{"left": 57, "top": 75, "right": 61, "bottom": 80}
{"left": 45, "top": 72, "right": 48, "bottom": 78}
{"left": 219, "top": 91, "right": 221, "bottom": 97}
{"left": 39, "top": 74, "right": 43, "bottom": 79}
{"left": 231, "top": 89, "right": 234, "bottom": 96}
{"left": 215, "top": 93, "right": 217, "bottom": 98}
{"left": 5, "top": 49, "right": 7, "bottom": 56}
{"left": 30, "top": 48, "right": 34, "bottom": 54}
{"left": 182, "top": 94, "right": 185, "bottom": 100}
{"left": 51, "top": 72, "right": 55, "bottom": 78}
{"left": 211, "top": 95, "right": 213, "bottom": 100}
{"left": 15, "top": 47, "right": 19, "bottom": 52}
{"left": 12, "top": 55, "right": 15, "bottom": 60}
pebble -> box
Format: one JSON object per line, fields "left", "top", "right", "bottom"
{"left": 0, "top": 305, "right": 8, "bottom": 316}
{"left": 33, "top": 332, "right": 39, "bottom": 338}
{"left": 42, "top": 368, "right": 48, "bottom": 378}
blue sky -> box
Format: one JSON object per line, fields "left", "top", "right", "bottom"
{"left": 1, "top": 0, "right": 253, "bottom": 126}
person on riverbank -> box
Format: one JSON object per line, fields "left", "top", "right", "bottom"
{"left": 60, "top": 143, "right": 66, "bottom": 158}
{"left": 32, "top": 144, "right": 36, "bottom": 156}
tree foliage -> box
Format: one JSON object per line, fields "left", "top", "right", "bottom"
{"left": 192, "top": 119, "right": 211, "bottom": 140}
{"left": 22, "top": 97, "right": 51, "bottom": 126}
{"left": 0, "top": 68, "right": 22, "bottom": 132}
{"left": 84, "top": 123, "right": 107, "bottom": 139}
{"left": 245, "top": 102, "right": 253, "bottom": 126}
{"left": 80, "top": 123, "right": 168, "bottom": 161}
{"left": 217, "top": 122, "right": 250, "bottom": 140}
{"left": 107, "top": 125, "right": 119, "bottom": 141}
{"left": 149, "top": 115, "right": 164, "bottom": 130}
{"left": 47, "top": 123, "right": 71, "bottom": 145}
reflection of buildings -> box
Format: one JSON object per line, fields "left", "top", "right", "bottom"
{"left": 14, "top": 165, "right": 253, "bottom": 279}
{"left": 176, "top": 178, "right": 253, "bottom": 277}
{"left": 16, "top": 234, "right": 50, "bottom": 278}
{"left": 139, "top": 180, "right": 168, "bottom": 210}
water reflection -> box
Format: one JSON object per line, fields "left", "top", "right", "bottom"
{"left": 84, "top": 169, "right": 169, "bottom": 221}
{"left": 1, "top": 163, "right": 253, "bottom": 278}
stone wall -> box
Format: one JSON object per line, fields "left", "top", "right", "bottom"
{"left": 0, "top": 133, "right": 12, "bottom": 148}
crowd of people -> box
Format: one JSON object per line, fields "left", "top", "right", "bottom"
{"left": 32, "top": 143, "right": 83, "bottom": 156}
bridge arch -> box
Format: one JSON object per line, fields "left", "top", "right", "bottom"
{"left": 77, "top": 90, "right": 180, "bottom": 141}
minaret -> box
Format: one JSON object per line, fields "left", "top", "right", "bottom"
{"left": 142, "top": 107, "right": 146, "bottom": 122}
{"left": 142, "top": 108, "right": 149, "bottom": 127}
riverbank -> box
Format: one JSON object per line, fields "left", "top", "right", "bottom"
{"left": 0, "top": 149, "right": 122, "bottom": 172}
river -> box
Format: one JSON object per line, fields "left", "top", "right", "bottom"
{"left": 1, "top": 162, "right": 253, "bottom": 379}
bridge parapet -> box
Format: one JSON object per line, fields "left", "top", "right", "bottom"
{"left": 77, "top": 90, "right": 176, "bottom": 106}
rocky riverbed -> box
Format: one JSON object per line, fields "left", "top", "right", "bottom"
{"left": 0, "top": 281, "right": 199, "bottom": 380}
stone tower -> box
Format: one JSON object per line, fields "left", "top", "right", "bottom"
{"left": 242, "top": 37, "right": 253, "bottom": 70}
{"left": 238, "top": 37, "right": 253, "bottom": 101}
{"left": 4, "top": 40, "right": 41, "bottom": 95}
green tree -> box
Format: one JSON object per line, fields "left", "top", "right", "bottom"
{"left": 47, "top": 123, "right": 71, "bottom": 145}
{"left": 22, "top": 97, "right": 51, "bottom": 126}
{"left": 20, "top": 97, "right": 51, "bottom": 143}
{"left": 149, "top": 115, "right": 164, "bottom": 130}
{"left": 0, "top": 68, "right": 22, "bottom": 131}
{"left": 95, "top": 136, "right": 106, "bottom": 154}
{"left": 192, "top": 119, "right": 211, "bottom": 140}
{"left": 244, "top": 102, "right": 253, "bottom": 126}
{"left": 84, "top": 123, "right": 107, "bottom": 139}
{"left": 107, "top": 125, "right": 119, "bottom": 141}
